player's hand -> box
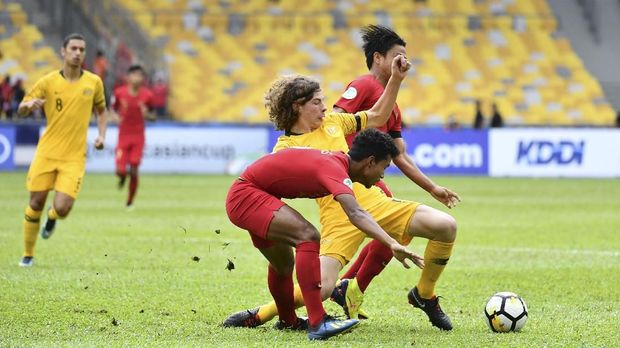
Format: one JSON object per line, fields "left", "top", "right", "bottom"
{"left": 430, "top": 185, "right": 461, "bottom": 209}
{"left": 390, "top": 243, "right": 424, "bottom": 269}
{"left": 94, "top": 136, "right": 105, "bottom": 150}
{"left": 391, "top": 54, "right": 412, "bottom": 81}
{"left": 26, "top": 99, "right": 46, "bottom": 111}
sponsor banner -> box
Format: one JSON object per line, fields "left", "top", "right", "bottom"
{"left": 0, "top": 126, "right": 16, "bottom": 170}
{"left": 389, "top": 128, "right": 488, "bottom": 175}
{"left": 268, "top": 129, "right": 284, "bottom": 153}
{"left": 85, "top": 126, "right": 268, "bottom": 173}
{"left": 270, "top": 128, "right": 488, "bottom": 175}
{"left": 489, "top": 128, "right": 620, "bottom": 177}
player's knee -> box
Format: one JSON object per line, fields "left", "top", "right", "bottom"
{"left": 29, "top": 199, "right": 45, "bottom": 211}
{"left": 297, "top": 224, "right": 320, "bottom": 243}
{"left": 55, "top": 204, "right": 73, "bottom": 218}
{"left": 438, "top": 215, "right": 457, "bottom": 242}
{"left": 270, "top": 261, "right": 294, "bottom": 276}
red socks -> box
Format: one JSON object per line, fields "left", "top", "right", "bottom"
{"left": 267, "top": 265, "right": 297, "bottom": 326}
{"left": 128, "top": 174, "right": 138, "bottom": 205}
{"left": 355, "top": 239, "right": 393, "bottom": 292}
{"left": 295, "top": 241, "right": 326, "bottom": 327}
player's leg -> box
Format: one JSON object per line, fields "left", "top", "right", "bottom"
{"left": 19, "top": 191, "right": 49, "bottom": 266}
{"left": 21, "top": 157, "right": 56, "bottom": 266}
{"left": 115, "top": 144, "right": 128, "bottom": 190}
{"left": 224, "top": 183, "right": 358, "bottom": 338}
{"left": 330, "top": 186, "right": 414, "bottom": 318}
{"left": 42, "top": 161, "right": 84, "bottom": 238}
{"left": 126, "top": 138, "right": 143, "bottom": 207}
{"left": 237, "top": 205, "right": 360, "bottom": 339}
{"left": 255, "top": 254, "right": 344, "bottom": 325}
{"left": 340, "top": 181, "right": 393, "bottom": 280}
{"left": 405, "top": 204, "right": 457, "bottom": 330}
{"left": 264, "top": 205, "right": 329, "bottom": 329}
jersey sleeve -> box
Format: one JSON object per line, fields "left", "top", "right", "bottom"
{"left": 22, "top": 76, "right": 48, "bottom": 102}
{"left": 333, "top": 79, "right": 372, "bottom": 113}
{"left": 318, "top": 159, "right": 355, "bottom": 198}
{"left": 94, "top": 76, "right": 106, "bottom": 109}
{"left": 388, "top": 108, "right": 403, "bottom": 139}
{"left": 328, "top": 111, "right": 368, "bottom": 136}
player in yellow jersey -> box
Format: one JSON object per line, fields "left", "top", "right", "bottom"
{"left": 17, "top": 33, "right": 108, "bottom": 267}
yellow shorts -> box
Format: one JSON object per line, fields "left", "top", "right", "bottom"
{"left": 318, "top": 182, "right": 420, "bottom": 266}
{"left": 26, "top": 156, "right": 85, "bottom": 198}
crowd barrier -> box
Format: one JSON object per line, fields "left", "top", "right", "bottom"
{"left": 2, "top": 124, "right": 619, "bottom": 177}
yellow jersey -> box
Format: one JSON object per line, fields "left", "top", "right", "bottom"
{"left": 273, "top": 111, "right": 368, "bottom": 211}
{"left": 273, "top": 112, "right": 367, "bottom": 153}
{"left": 24, "top": 70, "right": 106, "bottom": 161}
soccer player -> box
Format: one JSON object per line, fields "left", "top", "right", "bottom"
{"left": 112, "top": 64, "right": 153, "bottom": 208}
{"left": 332, "top": 25, "right": 460, "bottom": 330}
{"left": 16, "top": 33, "right": 108, "bottom": 267}
{"left": 226, "top": 129, "right": 423, "bottom": 340}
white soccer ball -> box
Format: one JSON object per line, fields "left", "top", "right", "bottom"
{"left": 484, "top": 292, "right": 528, "bottom": 332}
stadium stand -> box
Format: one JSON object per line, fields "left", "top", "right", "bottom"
{"left": 4, "top": 0, "right": 616, "bottom": 125}
{"left": 0, "top": 2, "right": 58, "bottom": 92}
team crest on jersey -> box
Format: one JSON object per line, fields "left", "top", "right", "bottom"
{"left": 341, "top": 86, "right": 357, "bottom": 100}
{"left": 342, "top": 178, "right": 353, "bottom": 189}
{"left": 83, "top": 88, "right": 94, "bottom": 96}
{"left": 326, "top": 126, "right": 338, "bottom": 135}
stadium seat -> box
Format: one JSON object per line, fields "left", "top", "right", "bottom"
{"left": 111, "top": 0, "right": 613, "bottom": 125}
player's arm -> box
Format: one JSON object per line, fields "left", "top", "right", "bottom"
{"left": 18, "top": 99, "right": 46, "bottom": 117}
{"left": 93, "top": 104, "right": 108, "bottom": 150}
{"left": 364, "top": 55, "right": 411, "bottom": 128}
{"left": 392, "top": 137, "right": 461, "bottom": 209}
{"left": 93, "top": 78, "right": 108, "bottom": 149}
{"left": 334, "top": 193, "right": 424, "bottom": 269}
{"left": 18, "top": 78, "right": 46, "bottom": 117}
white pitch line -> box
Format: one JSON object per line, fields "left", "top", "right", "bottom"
{"left": 461, "top": 245, "right": 620, "bottom": 257}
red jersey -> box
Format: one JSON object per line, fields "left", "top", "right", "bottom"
{"left": 240, "top": 149, "right": 355, "bottom": 199}
{"left": 334, "top": 74, "right": 403, "bottom": 148}
{"left": 113, "top": 85, "right": 153, "bottom": 137}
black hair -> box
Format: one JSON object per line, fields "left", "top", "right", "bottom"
{"left": 349, "top": 128, "right": 399, "bottom": 162}
{"left": 63, "top": 33, "right": 86, "bottom": 48}
{"left": 127, "top": 64, "right": 145, "bottom": 74}
{"left": 361, "top": 25, "right": 406, "bottom": 70}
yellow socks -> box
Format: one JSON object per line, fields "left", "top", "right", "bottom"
{"left": 257, "top": 284, "right": 305, "bottom": 323}
{"left": 48, "top": 207, "right": 60, "bottom": 220}
{"left": 23, "top": 206, "right": 42, "bottom": 257}
{"left": 416, "top": 240, "right": 454, "bottom": 299}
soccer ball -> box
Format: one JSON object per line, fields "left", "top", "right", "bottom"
{"left": 484, "top": 292, "right": 528, "bottom": 332}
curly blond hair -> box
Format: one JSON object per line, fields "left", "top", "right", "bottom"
{"left": 265, "top": 75, "right": 320, "bottom": 131}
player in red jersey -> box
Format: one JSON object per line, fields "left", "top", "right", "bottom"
{"left": 112, "top": 64, "right": 153, "bottom": 208}
{"left": 332, "top": 25, "right": 460, "bottom": 330}
{"left": 225, "top": 129, "right": 423, "bottom": 340}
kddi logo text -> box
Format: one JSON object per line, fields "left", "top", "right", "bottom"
{"left": 413, "top": 143, "right": 483, "bottom": 168}
{"left": 516, "top": 140, "right": 584, "bottom": 165}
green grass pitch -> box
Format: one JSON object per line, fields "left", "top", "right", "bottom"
{"left": 1, "top": 172, "right": 619, "bottom": 347}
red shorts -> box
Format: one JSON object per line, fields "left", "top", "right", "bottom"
{"left": 116, "top": 135, "right": 145, "bottom": 170}
{"left": 225, "top": 179, "right": 285, "bottom": 249}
